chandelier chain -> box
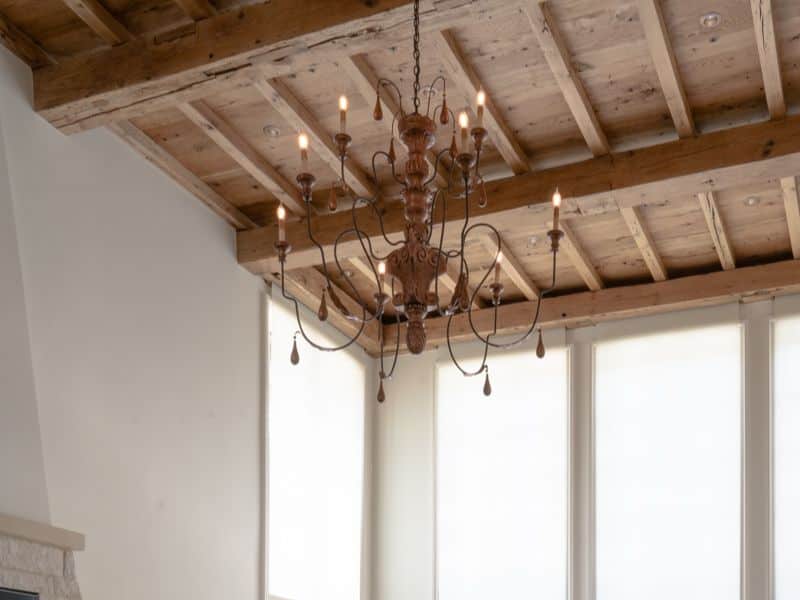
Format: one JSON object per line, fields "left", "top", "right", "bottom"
{"left": 413, "top": 0, "right": 421, "bottom": 113}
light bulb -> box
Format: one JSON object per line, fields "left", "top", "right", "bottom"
{"left": 477, "top": 90, "right": 486, "bottom": 107}
{"left": 458, "top": 111, "right": 469, "bottom": 129}
{"left": 553, "top": 189, "right": 562, "bottom": 207}
{"left": 277, "top": 205, "right": 286, "bottom": 221}
{"left": 378, "top": 261, "right": 387, "bottom": 276}
{"left": 298, "top": 133, "right": 309, "bottom": 150}
{"left": 339, "top": 95, "right": 349, "bottom": 111}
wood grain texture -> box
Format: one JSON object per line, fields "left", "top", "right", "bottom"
{"left": 636, "top": 0, "right": 694, "bottom": 137}
{"left": 438, "top": 264, "right": 484, "bottom": 310}
{"left": 435, "top": 29, "right": 529, "bottom": 174}
{"left": 698, "top": 191, "right": 736, "bottom": 270}
{"left": 61, "top": 0, "right": 134, "bottom": 45}
{"left": 478, "top": 232, "right": 540, "bottom": 300}
{"left": 750, "top": 0, "right": 786, "bottom": 119}
{"left": 557, "top": 219, "right": 604, "bottom": 290}
{"left": 620, "top": 206, "right": 668, "bottom": 281}
{"left": 781, "top": 177, "right": 800, "bottom": 259}
{"left": 253, "top": 75, "right": 377, "bottom": 199}
{"left": 0, "top": 11, "right": 54, "bottom": 68}
{"left": 173, "top": 0, "right": 217, "bottom": 20}
{"left": 109, "top": 120, "right": 257, "bottom": 230}
{"left": 238, "top": 113, "right": 800, "bottom": 273}
{"left": 385, "top": 259, "right": 800, "bottom": 348}
{"left": 524, "top": 0, "right": 610, "bottom": 156}
{"left": 178, "top": 100, "right": 306, "bottom": 215}
{"left": 347, "top": 256, "right": 394, "bottom": 299}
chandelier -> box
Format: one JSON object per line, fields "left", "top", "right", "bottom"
{"left": 274, "top": 0, "right": 563, "bottom": 402}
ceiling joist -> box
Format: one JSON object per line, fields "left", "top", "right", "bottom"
{"left": 0, "top": 11, "right": 55, "bottom": 68}
{"left": 109, "top": 120, "right": 257, "bottom": 230}
{"left": 636, "top": 0, "right": 695, "bottom": 138}
{"left": 253, "top": 76, "right": 377, "bottom": 200}
{"left": 61, "top": 0, "right": 133, "bottom": 45}
{"left": 557, "top": 220, "right": 605, "bottom": 291}
{"left": 750, "top": 0, "right": 786, "bottom": 120}
{"left": 524, "top": 0, "right": 610, "bottom": 156}
{"left": 435, "top": 29, "right": 530, "bottom": 174}
{"left": 173, "top": 0, "right": 217, "bottom": 20}
{"left": 620, "top": 206, "right": 668, "bottom": 282}
{"left": 178, "top": 100, "right": 306, "bottom": 216}
{"left": 780, "top": 177, "right": 800, "bottom": 259}
{"left": 438, "top": 265, "right": 485, "bottom": 311}
{"left": 238, "top": 113, "right": 800, "bottom": 274}
{"left": 698, "top": 191, "right": 736, "bottom": 270}
{"left": 478, "top": 233, "right": 540, "bottom": 300}
{"left": 347, "top": 256, "right": 394, "bottom": 299}
{"left": 385, "top": 259, "right": 800, "bottom": 349}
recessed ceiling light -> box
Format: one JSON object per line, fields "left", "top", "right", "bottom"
{"left": 421, "top": 85, "right": 437, "bottom": 97}
{"left": 700, "top": 11, "right": 722, "bottom": 29}
{"left": 343, "top": 269, "right": 354, "bottom": 278}
{"left": 745, "top": 196, "right": 761, "bottom": 207}
{"left": 263, "top": 124, "right": 281, "bottom": 138}
{"left": 527, "top": 235, "right": 539, "bottom": 248}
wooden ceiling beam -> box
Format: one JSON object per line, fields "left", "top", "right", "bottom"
{"left": 253, "top": 75, "right": 377, "bottom": 200}
{"left": 780, "top": 177, "right": 800, "bottom": 259}
{"left": 238, "top": 113, "right": 800, "bottom": 274}
{"left": 0, "top": 11, "right": 55, "bottom": 68}
{"left": 620, "top": 206, "right": 668, "bottom": 281}
{"left": 524, "top": 1, "right": 610, "bottom": 156}
{"left": 109, "top": 120, "right": 257, "bottom": 230}
{"left": 478, "top": 233, "right": 540, "bottom": 300}
{"left": 438, "top": 265, "right": 485, "bottom": 311}
{"left": 174, "top": 0, "right": 217, "bottom": 20}
{"left": 33, "top": 0, "right": 519, "bottom": 133}
{"left": 750, "top": 0, "right": 786, "bottom": 120}
{"left": 385, "top": 259, "right": 800, "bottom": 349}
{"left": 281, "top": 267, "right": 381, "bottom": 356}
{"left": 435, "top": 29, "right": 530, "bottom": 174}
{"left": 698, "top": 191, "right": 736, "bottom": 270}
{"left": 61, "top": 0, "right": 133, "bottom": 45}
{"left": 341, "top": 54, "right": 447, "bottom": 187}
{"left": 178, "top": 100, "right": 306, "bottom": 216}
{"left": 636, "top": 0, "right": 695, "bottom": 138}
{"left": 557, "top": 220, "right": 604, "bottom": 291}
{"left": 347, "top": 256, "right": 394, "bottom": 299}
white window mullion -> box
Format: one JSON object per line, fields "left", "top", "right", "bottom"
{"left": 742, "top": 301, "right": 773, "bottom": 600}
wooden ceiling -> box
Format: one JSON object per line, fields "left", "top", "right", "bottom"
{"left": 3, "top": 0, "right": 800, "bottom": 357}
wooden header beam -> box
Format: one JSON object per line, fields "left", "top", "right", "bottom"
{"left": 239, "top": 113, "right": 800, "bottom": 274}
{"left": 34, "top": 0, "right": 519, "bottom": 133}
{"left": 384, "top": 259, "right": 800, "bottom": 348}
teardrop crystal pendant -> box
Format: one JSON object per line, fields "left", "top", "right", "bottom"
{"left": 536, "top": 329, "right": 546, "bottom": 359}
{"left": 449, "top": 133, "right": 458, "bottom": 158}
{"left": 388, "top": 138, "right": 396, "bottom": 163}
{"left": 290, "top": 337, "right": 300, "bottom": 365}
{"left": 317, "top": 289, "right": 329, "bottom": 322}
{"left": 483, "top": 370, "right": 492, "bottom": 397}
{"left": 328, "top": 186, "right": 338, "bottom": 212}
{"left": 440, "top": 94, "right": 449, "bottom": 124}
{"left": 373, "top": 92, "right": 383, "bottom": 121}
{"left": 478, "top": 179, "right": 488, "bottom": 208}
{"left": 377, "top": 379, "right": 386, "bottom": 403}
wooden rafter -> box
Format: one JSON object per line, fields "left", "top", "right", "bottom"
{"left": 385, "top": 259, "right": 800, "bottom": 349}
{"left": 174, "top": 0, "right": 217, "bottom": 20}
{"left": 253, "top": 75, "right": 377, "bottom": 200}
{"left": 347, "top": 256, "right": 394, "bottom": 299}
{"left": 178, "top": 100, "right": 306, "bottom": 216}
{"left": 438, "top": 265, "right": 484, "bottom": 311}
{"left": 109, "top": 120, "right": 257, "bottom": 230}
{"left": 697, "top": 191, "right": 736, "bottom": 270}
{"left": 61, "top": 0, "right": 133, "bottom": 45}
{"left": 33, "top": 0, "right": 520, "bottom": 133}
{"left": 636, "top": 0, "right": 695, "bottom": 138}
{"left": 557, "top": 220, "right": 604, "bottom": 291}
{"left": 0, "top": 11, "right": 54, "bottom": 68}
{"left": 477, "top": 233, "right": 540, "bottom": 300}
{"left": 524, "top": 1, "right": 610, "bottom": 156}
{"left": 238, "top": 113, "right": 800, "bottom": 274}
{"left": 780, "top": 177, "right": 800, "bottom": 259}
{"left": 620, "top": 206, "right": 668, "bottom": 281}
{"left": 750, "top": 0, "right": 786, "bottom": 120}
{"left": 340, "top": 54, "right": 447, "bottom": 187}
{"left": 435, "top": 29, "right": 529, "bottom": 174}
{"left": 282, "top": 267, "right": 381, "bottom": 356}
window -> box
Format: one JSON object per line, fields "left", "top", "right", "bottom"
{"left": 595, "top": 324, "right": 741, "bottom": 600}
{"left": 436, "top": 349, "right": 568, "bottom": 600}
{"left": 267, "top": 298, "right": 366, "bottom": 600}
{"left": 774, "top": 316, "right": 800, "bottom": 598}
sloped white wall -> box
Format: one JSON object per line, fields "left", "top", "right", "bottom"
{"left": 0, "top": 45, "right": 265, "bottom": 600}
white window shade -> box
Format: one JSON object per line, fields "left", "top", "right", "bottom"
{"left": 268, "top": 298, "right": 366, "bottom": 600}
{"left": 774, "top": 316, "right": 800, "bottom": 599}
{"left": 436, "top": 349, "right": 568, "bottom": 600}
{"left": 595, "top": 324, "right": 741, "bottom": 600}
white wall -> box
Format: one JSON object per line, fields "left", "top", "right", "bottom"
{"left": 0, "top": 45, "right": 265, "bottom": 600}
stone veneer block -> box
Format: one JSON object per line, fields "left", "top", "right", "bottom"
{"left": 0, "top": 534, "right": 81, "bottom": 600}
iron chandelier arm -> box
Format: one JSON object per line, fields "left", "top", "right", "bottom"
{"left": 444, "top": 289, "right": 497, "bottom": 378}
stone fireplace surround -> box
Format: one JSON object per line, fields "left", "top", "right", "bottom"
{"left": 0, "top": 515, "right": 83, "bottom": 600}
